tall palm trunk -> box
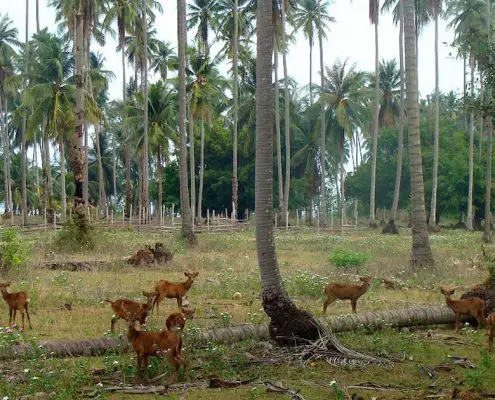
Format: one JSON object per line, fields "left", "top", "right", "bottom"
{"left": 428, "top": 9, "right": 440, "bottom": 230}
{"left": 1, "top": 95, "right": 10, "bottom": 214}
{"left": 83, "top": 38, "right": 90, "bottom": 206}
{"left": 197, "top": 119, "right": 205, "bottom": 220}
{"left": 20, "top": 0, "right": 28, "bottom": 224}
{"left": 463, "top": 55, "right": 467, "bottom": 131}
{"left": 467, "top": 54, "right": 475, "bottom": 231}
{"left": 255, "top": 0, "right": 321, "bottom": 345}
{"left": 274, "top": 45, "right": 284, "bottom": 219}
{"left": 141, "top": 0, "right": 150, "bottom": 223}
{"left": 95, "top": 123, "right": 107, "bottom": 216}
{"left": 71, "top": 9, "right": 88, "bottom": 230}
{"left": 482, "top": 0, "right": 492, "bottom": 243}
{"left": 157, "top": 149, "right": 162, "bottom": 224}
{"left": 44, "top": 133, "right": 53, "bottom": 214}
{"left": 369, "top": 6, "right": 379, "bottom": 227}
{"left": 36, "top": 0, "right": 40, "bottom": 32}
{"left": 178, "top": 0, "right": 195, "bottom": 244}
{"left": 112, "top": 136, "right": 117, "bottom": 200}
{"left": 479, "top": 77, "right": 484, "bottom": 160}
{"left": 391, "top": 0, "right": 405, "bottom": 221}
{"left": 309, "top": 42, "right": 313, "bottom": 105}
{"left": 232, "top": 0, "right": 239, "bottom": 217}
{"left": 33, "top": 131, "right": 40, "bottom": 203}
{"left": 83, "top": 124, "right": 89, "bottom": 204}
{"left": 340, "top": 132, "right": 346, "bottom": 225}
{"left": 122, "top": 30, "right": 131, "bottom": 218}
{"left": 317, "top": 0, "right": 326, "bottom": 226}
{"left": 188, "top": 101, "right": 196, "bottom": 222}
{"left": 60, "top": 137, "right": 66, "bottom": 220}
{"left": 404, "top": 0, "right": 433, "bottom": 267}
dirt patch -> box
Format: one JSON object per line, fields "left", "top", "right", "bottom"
{"left": 126, "top": 242, "right": 173, "bottom": 267}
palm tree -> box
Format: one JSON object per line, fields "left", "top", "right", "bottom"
{"left": 321, "top": 59, "right": 368, "bottom": 226}
{"left": 317, "top": 0, "right": 326, "bottom": 226}
{"left": 369, "top": 0, "right": 380, "bottom": 227}
{"left": 428, "top": 0, "right": 442, "bottom": 229}
{"left": 141, "top": 0, "right": 150, "bottom": 222}
{"left": 291, "top": 0, "right": 334, "bottom": 105}
{"left": 403, "top": 0, "right": 433, "bottom": 267}
{"left": 150, "top": 40, "right": 177, "bottom": 80}
{"left": 20, "top": 0, "right": 29, "bottom": 224}
{"left": 187, "top": 0, "right": 220, "bottom": 55}
{"left": 255, "top": 0, "right": 321, "bottom": 344}
{"left": 178, "top": 0, "right": 196, "bottom": 244}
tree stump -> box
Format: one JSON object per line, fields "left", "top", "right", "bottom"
{"left": 382, "top": 219, "right": 399, "bottom": 234}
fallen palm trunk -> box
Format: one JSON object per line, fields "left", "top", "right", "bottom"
{"left": 0, "top": 305, "right": 456, "bottom": 360}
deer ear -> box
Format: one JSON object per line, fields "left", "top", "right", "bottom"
{"left": 184, "top": 272, "right": 189, "bottom": 277}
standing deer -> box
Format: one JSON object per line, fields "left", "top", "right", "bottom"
{"left": 0, "top": 281, "right": 32, "bottom": 330}
{"left": 105, "top": 291, "right": 156, "bottom": 332}
{"left": 152, "top": 272, "right": 199, "bottom": 315}
{"left": 440, "top": 287, "right": 486, "bottom": 332}
{"left": 323, "top": 276, "right": 372, "bottom": 314}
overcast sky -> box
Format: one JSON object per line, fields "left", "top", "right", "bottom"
{"left": 4, "top": 0, "right": 463, "bottom": 103}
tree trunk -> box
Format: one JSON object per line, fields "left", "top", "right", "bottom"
{"left": 40, "top": 119, "right": 47, "bottom": 213}
{"left": 404, "top": 0, "right": 433, "bottom": 268}
{"left": 370, "top": 17, "right": 379, "bottom": 228}
{"left": 467, "top": 54, "right": 475, "bottom": 231}
{"left": 71, "top": 9, "right": 89, "bottom": 235}
{"left": 274, "top": 45, "right": 284, "bottom": 219}
{"left": 60, "top": 138, "right": 66, "bottom": 221}
{"left": 188, "top": 101, "right": 196, "bottom": 223}
{"left": 232, "top": 0, "right": 239, "bottom": 218}
{"left": 83, "top": 123, "right": 89, "bottom": 205}
{"left": 1, "top": 93, "right": 9, "bottom": 214}
{"left": 479, "top": 76, "right": 484, "bottom": 161}
{"left": 197, "top": 119, "right": 205, "bottom": 220}
{"left": 340, "top": 132, "right": 346, "bottom": 225}
{"left": 318, "top": 0, "right": 326, "bottom": 227}
{"left": 178, "top": 0, "right": 196, "bottom": 244}
{"left": 125, "top": 145, "right": 131, "bottom": 218}
{"left": 309, "top": 43, "right": 313, "bottom": 105}
{"left": 36, "top": 0, "right": 40, "bottom": 32}
{"left": 112, "top": 136, "right": 117, "bottom": 201}
{"left": 281, "top": 2, "right": 290, "bottom": 228}
{"left": 95, "top": 123, "right": 107, "bottom": 217}
{"left": 157, "top": 149, "right": 162, "bottom": 224}
{"left": 44, "top": 132, "right": 53, "bottom": 215}
{"left": 141, "top": 0, "right": 149, "bottom": 223}
{"left": 256, "top": 0, "right": 322, "bottom": 346}
{"left": 391, "top": 0, "right": 404, "bottom": 222}
{"left": 463, "top": 55, "right": 467, "bottom": 132}
{"left": 21, "top": 0, "right": 28, "bottom": 224}
{"left": 428, "top": 12, "right": 440, "bottom": 230}
{"left": 0, "top": 305, "right": 458, "bottom": 360}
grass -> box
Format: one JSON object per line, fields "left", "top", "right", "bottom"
{"left": 1, "top": 226, "right": 495, "bottom": 398}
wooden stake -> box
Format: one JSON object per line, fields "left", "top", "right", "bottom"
{"left": 44, "top": 208, "right": 47, "bottom": 229}
{"left": 129, "top": 204, "right": 133, "bottom": 228}
{"left": 171, "top": 203, "right": 175, "bottom": 226}
{"left": 296, "top": 210, "right": 299, "bottom": 227}
{"left": 286, "top": 211, "right": 289, "bottom": 230}
{"left": 207, "top": 209, "right": 210, "bottom": 231}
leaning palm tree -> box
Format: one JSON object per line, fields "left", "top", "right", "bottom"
{"left": 178, "top": 0, "right": 196, "bottom": 244}
{"left": 403, "top": 0, "right": 433, "bottom": 267}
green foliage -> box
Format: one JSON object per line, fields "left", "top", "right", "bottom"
{"left": 287, "top": 271, "right": 327, "bottom": 298}
{"left": 0, "top": 227, "right": 28, "bottom": 271}
{"left": 55, "top": 214, "right": 95, "bottom": 251}
{"left": 0, "top": 326, "right": 22, "bottom": 349}
{"left": 465, "top": 351, "right": 493, "bottom": 390}
{"left": 328, "top": 247, "right": 370, "bottom": 270}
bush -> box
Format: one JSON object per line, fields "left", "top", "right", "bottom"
{"left": 328, "top": 247, "right": 370, "bottom": 272}
{"left": 287, "top": 272, "right": 327, "bottom": 298}
{"left": 55, "top": 215, "right": 94, "bottom": 251}
{"left": 0, "top": 228, "right": 28, "bottom": 271}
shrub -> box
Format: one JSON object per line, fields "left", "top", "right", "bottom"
{"left": 0, "top": 228, "right": 28, "bottom": 271}
{"left": 288, "top": 272, "right": 327, "bottom": 298}
{"left": 328, "top": 247, "right": 370, "bottom": 272}
{"left": 55, "top": 216, "right": 94, "bottom": 251}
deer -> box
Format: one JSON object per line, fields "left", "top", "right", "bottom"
{"left": 0, "top": 282, "right": 32, "bottom": 330}
{"left": 487, "top": 312, "right": 495, "bottom": 352}
{"left": 152, "top": 272, "right": 199, "bottom": 315}
{"left": 127, "top": 320, "right": 186, "bottom": 383}
{"left": 323, "top": 276, "right": 372, "bottom": 314}
{"left": 440, "top": 287, "right": 486, "bottom": 332}
{"left": 105, "top": 291, "right": 156, "bottom": 332}
{"left": 165, "top": 307, "right": 195, "bottom": 331}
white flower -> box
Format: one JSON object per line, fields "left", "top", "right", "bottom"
{"left": 113, "top": 361, "right": 119, "bottom": 365}
{"left": 329, "top": 380, "right": 336, "bottom": 386}
{"left": 24, "top": 369, "right": 29, "bottom": 373}
{"left": 96, "top": 383, "right": 103, "bottom": 387}
{"left": 32, "top": 376, "right": 39, "bottom": 380}
{"left": 3, "top": 396, "right": 9, "bottom": 400}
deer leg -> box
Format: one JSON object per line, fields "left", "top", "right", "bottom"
{"left": 12, "top": 309, "right": 17, "bottom": 326}
{"left": 489, "top": 327, "right": 494, "bottom": 353}
{"left": 177, "top": 297, "right": 182, "bottom": 309}
{"left": 455, "top": 315, "right": 461, "bottom": 333}
{"left": 351, "top": 299, "right": 357, "bottom": 313}
{"left": 25, "top": 304, "right": 32, "bottom": 329}
{"left": 136, "top": 354, "right": 143, "bottom": 374}
{"left": 8, "top": 308, "right": 12, "bottom": 325}
{"left": 322, "top": 295, "right": 335, "bottom": 315}
{"left": 167, "top": 352, "right": 179, "bottom": 384}
{"left": 111, "top": 316, "right": 118, "bottom": 332}
{"left": 152, "top": 296, "right": 160, "bottom": 316}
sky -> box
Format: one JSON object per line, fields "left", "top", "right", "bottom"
{"left": 4, "top": 0, "right": 464, "bottom": 104}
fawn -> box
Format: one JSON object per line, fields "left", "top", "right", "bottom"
{"left": 165, "top": 307, "right": 195, "bottom": 331}
{"left": 487, "top": 312, "right": 495, "bottom": 352}
{"left": 323, "top": 276, "right": 372, "bottom": 314}
{"left": 440, "top": 287, "right": 486, "bottom": 332}
{"left": 105, "top": 291, "right": 156, "bottom": 332}
{"left": 152, "top": 272, "right": 199, "bottom": 315}
{"left": 127, "top": 320, "right": 186, "bottom": 383}
{"left": 0, "top": 282, "right": 32, "bottom": 330}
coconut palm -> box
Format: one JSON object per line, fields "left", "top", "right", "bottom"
{"left": 321, "top": 59, "right": 369, "bottom": 226}
{"left": 178, "top": 0, "right": 196, "bottom": 244}
{"left": 150, "top": 40, "right": 177, "bottom": 80}
{"left": 403, "top": 0, "right": 433, "bottom": 267}
{"left": 187, "top": 0, "right": 221, "bottom": 55}
{"left": 291, "top": 0, "right": 334, "bottom": 105}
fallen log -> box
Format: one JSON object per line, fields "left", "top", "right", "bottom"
{"left": 0, "top": 305, "right": 456, "bottom": 360}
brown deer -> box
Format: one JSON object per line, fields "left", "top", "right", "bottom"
{"left": 105, "top": 291, "right": 156, "bottom": 332}
{"left": 152, "top": 272, "right": 199, "bottom": 315}
{"left": 127, "top": 320, "right": 186, "bottom": 383}
{"left": 165, "top": 307, "right": 195, "bottom": 331}
{"left": 440, "top": 287, "right": 486, "bottom": 332}
{"left": 487, "top": 313, "right": 495, "bottom": 352}
{"left": 323, "top": 276, "right": 372, "bottom": 314}
{"left": 0, "top": 282, "right": 32, "bottom": 330}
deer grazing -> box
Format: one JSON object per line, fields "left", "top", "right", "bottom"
{"left": 440, "top": 287, "right": 486, "bottom": 332}
{"left": 487, "top": 313, "right": 495, "bottom": 352}
{"left": 0, "top": 282, "right": 32, "bottom": 330}
{"left": 323, "top": 276, "right": 372, "bottom": 314}
{"left": 152, "top": 272, "right": 199, "bottom": 315}
{"left": 165, "top": 307, "right": 195, "bottom": 331}
{"left": 105, "top": 291, "right": 156, "bottom": 332}
{"left": 127, "top": 320, "right": 186, "bottom": 383}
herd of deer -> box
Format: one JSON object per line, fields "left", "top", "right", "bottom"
{"left": 0, "top": 270, "right": 494, "bottom": 384}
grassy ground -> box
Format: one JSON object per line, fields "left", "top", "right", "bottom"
{"left": 0, "top": 225, "right": 494, "bottom": 399}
